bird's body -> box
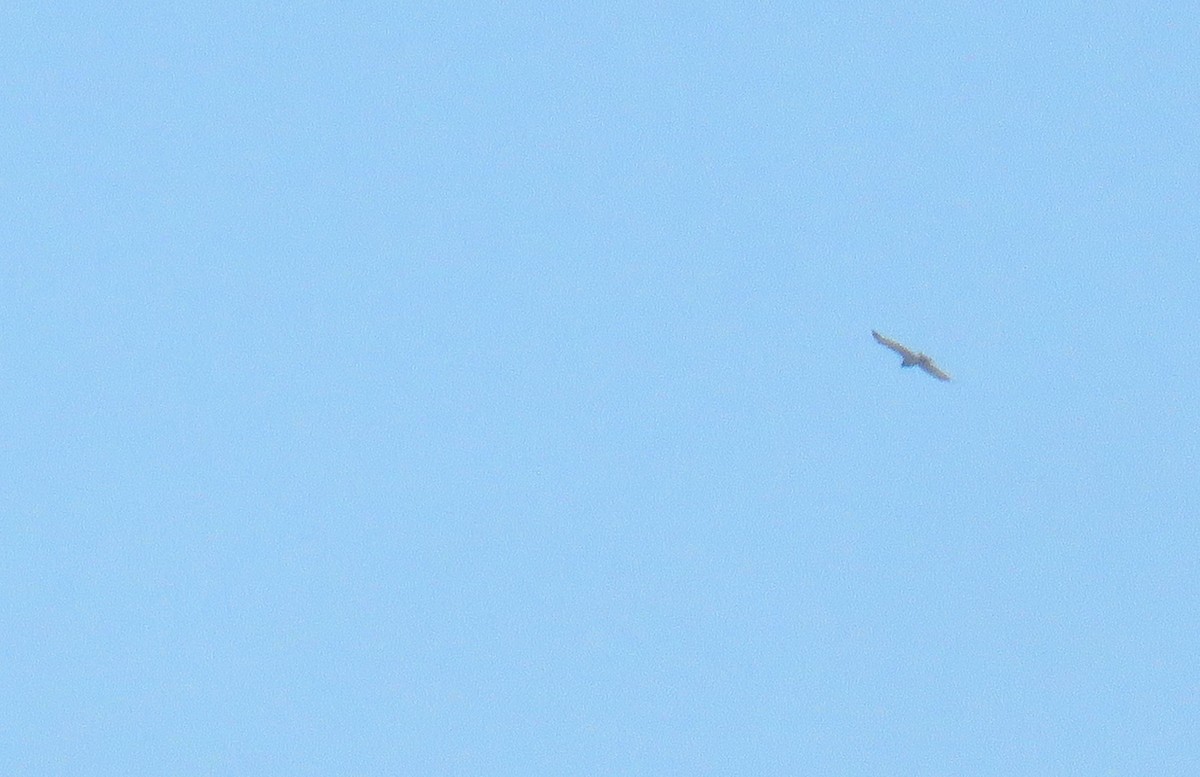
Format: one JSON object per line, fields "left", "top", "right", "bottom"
{"left": 872, "top": 330, "right": 952, "bottom": 381}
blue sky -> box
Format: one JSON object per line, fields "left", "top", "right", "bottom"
{"left": 3, "top": 3, "right": 1198, "bottom": 774}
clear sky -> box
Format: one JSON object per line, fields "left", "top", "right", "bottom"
{"left": 3, "top": 3, "right": 1198, "bottom": 775}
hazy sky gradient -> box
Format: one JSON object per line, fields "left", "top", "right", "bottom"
{"left": 3, "top": 3, "right": 1198, "bottom": 774}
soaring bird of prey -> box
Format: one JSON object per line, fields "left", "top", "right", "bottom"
{"left": 872, "top": 330, "right": 952, "bottom": 381}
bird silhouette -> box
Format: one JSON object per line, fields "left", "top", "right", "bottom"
{"left": 872, "top": 330, "right": 951, "bottom": 381}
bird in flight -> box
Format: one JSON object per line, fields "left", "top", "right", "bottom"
{"left": 872, "top": 330, "right": 952, "bottom": 381}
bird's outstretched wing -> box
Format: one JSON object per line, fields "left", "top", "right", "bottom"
{"left": 918, "top": 361, "right": 952, "bottom": 382}
{"left": 872, "top": 330, "right": 918, "bottom": 362}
